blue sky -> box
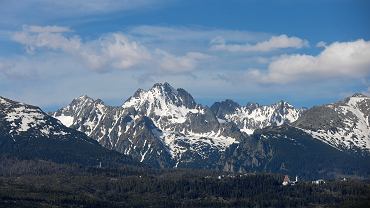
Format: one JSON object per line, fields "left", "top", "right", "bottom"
{"left": 0, "top": 0, "right": 369, "bottom": 110}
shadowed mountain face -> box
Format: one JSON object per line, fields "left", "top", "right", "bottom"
{"left": 52, "top": 83, "right": 244, "bottom": 169}
{"left": 221, "top": 94, "right": 370, "bottom": 178}
{"left": 0, "top": 96, "right": 137, "bottom": 167}
{"left": 50, "top": 83, "right": 370, "bottom": 178}
{"left": 222, "top": 125, "right": 370, "bottom": 178}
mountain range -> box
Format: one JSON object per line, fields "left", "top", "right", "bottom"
{"left": 1, "top": 82, "right": 369, "bottom": 178}
{"left": 0, "top": 96, "right": 136, "bottom": 167}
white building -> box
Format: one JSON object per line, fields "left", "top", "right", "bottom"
{"left": 282, "top": 175, "right": 298, "bottom": 186}
{"left": 312, "top": 179, "right": 325, "bottom": 185}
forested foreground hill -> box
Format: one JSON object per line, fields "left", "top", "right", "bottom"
{"left": 0, "top": 158, "right": 369, "bottom": 208}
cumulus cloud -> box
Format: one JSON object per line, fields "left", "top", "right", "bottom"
{"left": 12, "top": 25, "right": 152, "bottom": 71}
{"left": 3, "top": 25, "right": 369, "bottom": 108}
{"left": 78, "top": 33, "right": 151, "bottom": 71}
{"left": 210, "top": 34, "right": 309, "bottom": 52}
{"left": 10, "top": 25, "right": 211, "bottom": 74}
{"left": 156, "top": 50, "right": 210, "bottom": 73}
{"left": 12, "top": 25, "right": 80, "bottom": 53}
{"left": 247, "top": 39, "right": 370, "bottom": 83}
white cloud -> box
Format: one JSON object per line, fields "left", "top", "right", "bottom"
{"left": 6, "top": 25, "right": 370, "bottom": 109}
{"left": 3, "top": 26, "right": 369, "bottom": 109}
{"left": 12, "top": 25, "right": 151, "bottom": 71}
{"left": 316, "top": 41, "right": 327, "bottom": 48}
{"left": 79, "top": 33, "right": 152, "bottom": 71}
{"left": 128, "top": 25, "right": 267, "bottom": 42}
{"left": 156, "top": 50, "right": 210, "bottom": 73}
{"left": 25, "top": 25, "right": 72, "bottom": 33}
{"left": 0, "top": 53, "right": 82, "bottom": 80}
{"left": 247, "top": 39, "right": 370, "bottom": 83}
{"left": 210, "top": 34, "right": 309, "bottom": 52}
{"left": 12, "top": 25, "right": 80, "bottom": 53}
{"left": 9, "top": 25, "right": 212, "bottom": 74}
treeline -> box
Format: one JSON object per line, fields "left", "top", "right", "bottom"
{"left": 0, "top": 157, "right": 369, "bottom": 207}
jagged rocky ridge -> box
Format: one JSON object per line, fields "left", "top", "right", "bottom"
{"left": 222, "top": 94, "right": 370, "bottom": 178}
{"left": 51, "top": 83, "right": 370, "bottom": 177}
{"left": 0, "top": 96, "right": 136, "bottom": 166}
{"left": 52, "top": 83, "right": 246, "bottom": 168}
{"left": 211, "top": 99, "right": 305, "bottom": 134}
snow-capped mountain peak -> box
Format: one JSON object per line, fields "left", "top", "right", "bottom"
{"left": 52, "top": 95, "right": 108, "bottom": 133}
{"left": 124, "top": 82, "right": 196, "bottom": 108}
{"left": 122, "top": 82, "right": 200, "bottom": 123}
{"left": 274, "top": 100, "right": 294, "bottom": 108}
{"left": 51, "top": 83, "right": 245, "bottom": 168}
{"left": 211, "top": 99, "right": 304, "bottom": 135}
{"left": 0, "top": 96, "right": 71, "bottom": 138}
{"left": 350, "top": 93, "right": 367, "bottom": 98}
{"left": 153, "top": 82, "right": 177, "bottom": 94}
{"left": 344, "top": 93, "right": 369, "bottom": 106}
{"left": 295, "top": 93, "right": 370, "bottom": 152}
{"left": 51, "top": 82, "right": 370, "bottom": 169}
{"left": 0, "top": 96, "right": 137, "bottom": 167}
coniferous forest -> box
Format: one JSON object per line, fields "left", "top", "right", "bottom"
{"left": 0, "top": 157, "right": 369, "bottom": 208}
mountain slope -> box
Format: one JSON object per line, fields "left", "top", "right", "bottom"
{"left": 222, "top": 125, "right": 370, "bottom": 178}
{"left": 221, "top": 94, "right": 370, "bottom": 178}
{"left": 0, "top": 96, "right": 136, "bottom": 167}
{"left": 53, "top": 83, "right": 244, "bottom": 168}
{"left": 293, "top": 93, "right": 370, "bottom": 154}
{"left": 51, "top": 83, "right": 370, "bottom": 178}
{"left": 211, "top": 99, "right": 304, "bottom": 134}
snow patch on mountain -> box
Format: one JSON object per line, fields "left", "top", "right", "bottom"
{"left": 51, "top": 83, "right": 370, "bottom": 167}
{"left": 222, "top": 101, "right": 303, "bottom": 134}
{"left": 1, "top": 97, "right": 72, "bottom": 138}
{"left": 161, "top": 129, "right": 237, "bottom": 157}
{"left": 296, "top": 94, "right": 370, "bottom": 152}
{"left": 55, "top": 115, "right": 74, "bottom": 127}
{"left": 51, "top": 83, "right": 243, "bottom": 167}
{"left": 123, "top": 83, "right": 204, "bottom": 124}
{"left": 5, "top": 106, "right": 46, "bottom": 133}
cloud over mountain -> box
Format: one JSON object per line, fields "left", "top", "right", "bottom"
{"left": 247, "top": 39, "right": 370, "bottom": 83}
{"left": 9, "top": 25, "right": 213, "bottom": 75}
{"left": 1, "top": 23, "right": 369, "bottom": 109}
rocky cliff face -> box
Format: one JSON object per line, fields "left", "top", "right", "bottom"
{"left": 211, "top": 99, "right": 304, "bottom": 134}
{"left": 294, "top": 93, "right": 370, "bottom": 154}
{"left": 222, "top": 125, "right": 370, "bottom": 178}
{"left": 220, "top": 94, "right": 370, "bottom": 178}
{"left": 53, "top": 83, "right": 243, "bottom": 168}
